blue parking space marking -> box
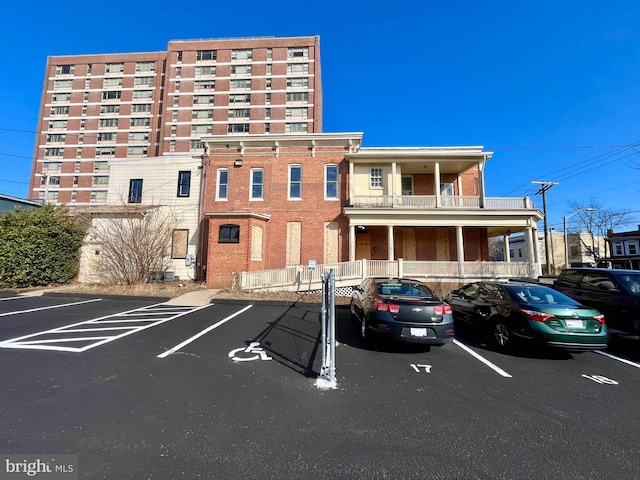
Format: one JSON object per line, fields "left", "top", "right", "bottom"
{"left": 0, "top": 303, "right": 211, "bottom": 353}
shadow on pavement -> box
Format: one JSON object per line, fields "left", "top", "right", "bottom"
{"left": 251, "top": 300, "right": 323, "bottom": 378}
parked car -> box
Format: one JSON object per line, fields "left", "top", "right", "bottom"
{"left": 444, "top": 281, "right": 609, "bottom": 351}
{"left": 554, "top": 268, "right": 640, "bottom": 336}
{"left": 350, "top": 277, "right": 454, "bottom": 345}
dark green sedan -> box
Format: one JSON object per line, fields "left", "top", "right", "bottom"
{"left": 444, "top": 281, "right": 609, "bottom": 351}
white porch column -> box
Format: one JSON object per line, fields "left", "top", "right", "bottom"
{"left": 388, "top": 225, "right": 394, "bottom": 260}
{"left": 531, "top": 224, "right": 542, "bottom": 276}
{"left": 456, "top": 226, "right": 465, "bottom": 277}
{"left": 457, "top": 175, "right": 463, "bottom": 206}
{"left": 349, "top": 224, "right": 356, "bottom": 261}
{"left": 391, "top": 161, "right": 397, "bottom": 205}
{"left": 478, "top": 158, "right": 486, "bottom": 208}
{"left": 504, "top": 234, "right": 511, "bottom": 262}
{"left": 349, "top": 160, "right": 355, "bottom": 205}
{"left": 434, "top": 161, "right": 441, "bottom": 207}
{"left": 525, "top": 227, "right": 536, "bottom": 278}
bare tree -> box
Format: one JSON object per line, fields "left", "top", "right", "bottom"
{"left": 567, "top": 200, "right": 631, "bottom": 260}
{"left": 89, "top": 204, "right": 181, "bottom": 285}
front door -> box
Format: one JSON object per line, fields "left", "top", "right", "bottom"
{"left": 356, "top": 232, "right": 372, "bottom": 260}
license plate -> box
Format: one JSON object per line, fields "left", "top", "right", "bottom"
{"left": 565, "top": 319, "right": 584, "bottom": 329}
{"left": 410, "top": 328, "right": 427, "bottom": 337}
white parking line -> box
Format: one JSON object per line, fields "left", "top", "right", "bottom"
{"left": 595, "top": 350, "right": 640, "bottom": 369}
{"left": 0, "top": 299, "right": 102, "bottom": 317}
{"left": 452, "top": 339, "right": 513, "bottom": 378}
{"left": 158, "top": 304, "right": 253, "bottom": 358}
{"left": 0, "top": 297, "right": 28, "bottom": 302}
{"left": 0, "top": 303, "right": 212, "bottom": 352}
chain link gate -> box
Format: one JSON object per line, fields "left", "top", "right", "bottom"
{"left": 316, "top": 269, "right": 337, "bottom": 389}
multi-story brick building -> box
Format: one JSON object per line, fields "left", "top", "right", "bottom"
{"left": 28, "top": 36, "right": 322, "bottom": 213}
{"left": 200, "top": 134, "right": 544, "bottom": 289}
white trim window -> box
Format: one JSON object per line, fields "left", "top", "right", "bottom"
{"left": 216, "top": 169, "right": 228, "bottom": 201}
{"left": 288, "top": 164, "right": 302, "bottom": 200}
{"left": 250, "top": 168, "right": 264, "bottom": 200}
{"left": 627, "top": 240, "right": 639, "bottom": 256}
{"left": 325, "top": 164, "right": 339, "bottom": 200}
{"left": 370, "top": 168, "right": 383, "bottom": 188}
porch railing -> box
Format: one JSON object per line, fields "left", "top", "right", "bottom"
{"left": 351, "top": 195, "right": 533, "bottom": 209}
{"left": 237, "top": 259, "right": 533, "bottom": 292}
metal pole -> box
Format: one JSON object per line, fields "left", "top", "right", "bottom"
{"left": 329, "top": 269, "right": 336, "bottom": 384}
{"left": 564, "top": 216, "right": 569, "bottom": 269}
{"left": 320, "top": 272, "right": 327, "bottom": 378}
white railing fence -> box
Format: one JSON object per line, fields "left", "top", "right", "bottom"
{"left": 237, "top": 259, "right": 534, "bottom": 292}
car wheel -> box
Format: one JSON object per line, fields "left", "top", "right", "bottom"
{"left": 493, "top": 321, "right": 511, "bottom": 349}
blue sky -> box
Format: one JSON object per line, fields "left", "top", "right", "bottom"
{"left": 1, "top": 0, "right": 639, "bottom": 232}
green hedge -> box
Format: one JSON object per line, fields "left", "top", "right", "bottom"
{"left": 0, "top": 205, "right": 87, "bottom": 288}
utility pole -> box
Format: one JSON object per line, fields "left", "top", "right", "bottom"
{"left": 531, "top": 180, "right": 558, "bottom": 275}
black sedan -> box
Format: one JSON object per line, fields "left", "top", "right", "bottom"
{"left": 350, "top": 277, "right": 454, "bottom": 345}
{"left": 444, "top": 281, "right": 609, "bottom": 351}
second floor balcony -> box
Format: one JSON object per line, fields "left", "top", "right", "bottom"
{"left": 351, "top": 195, "right": 535, "bottom": 210}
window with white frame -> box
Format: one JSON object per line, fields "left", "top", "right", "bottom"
{"left": 228, "top": 123, "right": 250, "bottom": 133}
{"left": 48, "top": 120, "right": 67, "bottom": 129}
{"left": 51, "top": 106, "right": 69, "bottom": 115}
{"left": 195, "top": 80, "right": 215, "bottom": 90}
{"left": 370, "top": 168, "right": 383, "bottom": 188}
{"left": 287, "top": 77, "right": 308, "bottom": 88}
{"left": 192, "top": 109, "right": 213, "bottom": 119}
{"left": 128, "top": 132, "right": 149, "bottom": 142}
{"left": 627, "top": 241, "right": 639, "bottom": 256}
{"left": 286, "top": 92, "right": 308, "bottom": 103}
{"left": 228, "top": 108, "right": 249, "bottom": 118}
{"left": 100, "top": 104, "right": 120, "bottom": 114}
{"left": 102, "top": 91, "right": 121, "bottom": 100}
{"left": 325, "top": 164, "right": 338, "bottom": 199}
{"left": 99, "top": 118, "right": 119, "bottom": 128}
{"left": 230, "top": 79, "right": 251, "bottom": 89}
{"left": 53, "top": 79, "right": 73, "bottom": 89}
{"left": 105, "top": 63, "right": 124, "bottom": 74}
{"left": 103, "top": 77, "right": 123, "bottom": 87}
{"left": 93, "top": 176, "right": 109, "bottom": 185}
{"left": 127, "top": 146, "right": 148, "bottom": 156}
{"left": 194, "top": 95, "right": 214, "bottom": 105}
{"left": 52, "top": 92, "right": 71, "bottom": 102}
{"left": 177, "top": 171, "right": 191, "bottom": 197}
{"left": 191, "top": 124, "right": 212, "bottom": 135}
{"left": 217, "top": 169, "right": 228, "bottom": 200}
{"left": 131, "top": 104, "right": 151, "bottom": 113}
{"left": 229, "top": 94, "right": 250, "bottom": 104}
{"left": 285, "top": 122, "right": 307, "bottom": 133}
{"left": 130, "top": 117, "right": 149, "bottom": 127}
{"left": 613, "top": 242, "right": 624, "bottom": 256}
{"left": 231, "top": 49, "right": 252, "bottom": 61}
{"left": 231, "top": 65, "right": 252, "bottom": 75}
{"left": 286, "top": 107, "right": 307, "bottom": 118}
{"left": 288, "top": 47, "right": 309, "bottom": 59}
{"left": 196, "top": 50, "right": 217, "bottom": 61}
{"left": 128, "top": 179, "right": 143, "bottom": 203}
{"left": 195, "top": 65, "right": 216, "bottom": 76}
{"left": 134, "top": 76, "right": 154, "bottom": 86}
{"left": 289, "top": 164, "right": 302, "bottom": 199}
{"left": 55, "top": 65, "right": 74, "bottom": 75}
{"left": 133, "top": 90, "right": 153, "bottom": 99}
{"left": 96, "top": 146, "right": 115, "bottom": 157}
{"left": 136, "top": 61, "right": 155, "bottom": 72}
{"left": 43, "top": 162, "right": 62, "bottom": 172}
{"left": 287, "top": 63, "right": 309, "bottom": 74}
{"left": 250, "top": 168, "right": 264, "bottom": 200}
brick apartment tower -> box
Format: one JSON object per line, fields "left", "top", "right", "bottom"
{"left": 29, "top": 36, "right": 323, "bottom": 213}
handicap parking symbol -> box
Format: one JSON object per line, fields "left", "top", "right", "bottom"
{"left": 228, "top": 342, "right": 272, "bottom": 362}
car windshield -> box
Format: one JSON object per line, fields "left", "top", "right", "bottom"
{"left": 614, "top": 273, "right": 640, "bottom": 295}
{"left": 506, "top": 285, "right": 580, "bottom": 306}
{"left": 377, "top": 282, "right": 434, "bottom": 298}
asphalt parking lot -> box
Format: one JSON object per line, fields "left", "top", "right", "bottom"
{"left": 1, "top": 291, "right": 640, "bottom": 479}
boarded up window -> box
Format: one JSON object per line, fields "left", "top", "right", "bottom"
{"left": 324, "top": 222, "right": 338, "bottom": 264}
{"left": 172, "top": 229, "right": 188, "bottom": 259}
{"left": 251, "top": 226, "right": 263, "bottom": 260}
{"left": 286, "top": 222, "right": 301, "bottom": 265}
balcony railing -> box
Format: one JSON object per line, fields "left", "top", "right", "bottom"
{"left": 350, "top": 195, "right": 533, "bottom": 209}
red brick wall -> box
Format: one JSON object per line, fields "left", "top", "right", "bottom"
{"left": 202, "top": 145, "right": 350, "bottom": 287}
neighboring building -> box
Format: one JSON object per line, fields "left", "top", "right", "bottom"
{"left": 605, "top": 226, "right": 640, "bottom": 270}
{"left": 77, "top": 155, "right": 202, "bottom": 283}
{"left": 29, "top": 36, "right": 322, "bottom": 213}
{"left": 199, "top": 134, "right": 544, "bottom": 289}
{"left": 497, "top": 230, "right": 605, "bottom": 275}
{"left": 0, "top": 194, "right": 41, "bottom": 214}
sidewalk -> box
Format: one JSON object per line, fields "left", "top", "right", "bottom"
{"left": 165, "top": 289, "right": 221, "bottom": 306}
